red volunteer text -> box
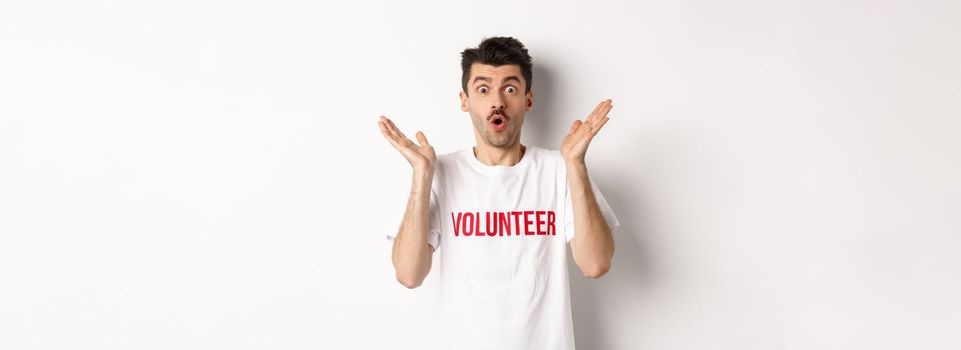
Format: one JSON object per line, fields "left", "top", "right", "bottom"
{"left": 451, "top": 210, "right": 556, "bottom": 237}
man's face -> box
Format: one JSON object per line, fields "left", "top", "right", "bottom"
{"left": 459, "top": 63, "right": 533, "bottom": 148}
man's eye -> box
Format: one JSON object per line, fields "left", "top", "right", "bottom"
{"left": 478, "top": 87, "right": 488, "bottom": 93}
{"left": 505, "top": 87, "right": 516, "bottom": 93}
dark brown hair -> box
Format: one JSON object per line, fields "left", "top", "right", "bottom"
{"left": 460, "top": 36, "right": 533, "bottom": 95}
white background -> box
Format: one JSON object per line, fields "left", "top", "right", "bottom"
{"left": 2, "top": 1, "right": 959, "bottom": 349}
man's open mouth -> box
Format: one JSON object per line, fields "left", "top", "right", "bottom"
{"left": 490, "top": 114, "right": 507, "bottom": 130}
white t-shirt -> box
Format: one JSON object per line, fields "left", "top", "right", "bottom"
{"left": 387, "top": 145, "right": 620, "bottom": 350}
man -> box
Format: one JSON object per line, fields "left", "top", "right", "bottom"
{"left": 377, "top": 36, "right": 619, "bottom": 350}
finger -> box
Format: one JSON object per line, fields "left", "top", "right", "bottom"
{"left": 378, "top": 119, "right": 394, "bottom": 139}
{"left": 381, "top": 116, "right": 400, "bottom": 139}
{"left": 385, "top": 118, "right": 411, "bottom": 143}
{"left": 569, "top": 120, "right": 582, "bottom": 134}
{"left": 379, "top": 120, "right": 402, "bottom": 144}
{"left": 380, "top": 123, "right": 403, "bottom": 147}
{"left": 593, "top": 99, "right": 611, "bottom": 114}
{"left": 588, "top": 101, "right": 606, "bottom": 120}
{"left": 381, "top": 129, "right": 404, "bottom": 150}
{"left": 379, "top": 119, "right": 411, "bottom": 150}
{"left": 591, "top": 117, "right": 610, "bottom": 136}
{"left": 589, "top": 99, "right": 613, "bottom": 122}
{"left": 598, "top": 102, "right": 613, "bottom": 119}
{"left": 392, "top": 122, "right": 412, "bottom": 142}
{"left": 384, "top": 117, "right": 400, "bottom": 137}
{"left": 416, "top": 131, "right": 430, "bottom": 147}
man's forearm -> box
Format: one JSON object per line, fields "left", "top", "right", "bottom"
{"left": 392, "top": 168, "right": 435, "bottom": 288}
{"left": 567, "top": 162, "right": 614, "bottom": 278}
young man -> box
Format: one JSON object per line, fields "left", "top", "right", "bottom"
{"left": 377, "top": 36, "right": 620, "bottom": 350}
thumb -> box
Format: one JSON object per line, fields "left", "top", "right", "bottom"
{"left": 569, "top": 120, "right": 583, "bottom": 133}
{"left": 416, "top": 131, "right": 430, "bottom": 146}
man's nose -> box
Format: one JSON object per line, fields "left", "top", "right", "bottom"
{"left": 490, "top": 93, "right": 505, "bottom": 111}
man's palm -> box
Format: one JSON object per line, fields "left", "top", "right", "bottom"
{"left": 378, "top": 116, "right": 436, "bottom": 170}
{"left": 561, "top": 99, "right": 612, "bottom": 163}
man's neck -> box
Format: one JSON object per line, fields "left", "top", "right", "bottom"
{"left": 473, "top": 142, "right": 527, "bottom": 166}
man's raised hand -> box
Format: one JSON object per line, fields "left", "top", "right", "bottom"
{"left": 378, "top": 116, "right": 436, "bottom": 171}
{"left": 561, "top": 99, "right": 612, "bottom": 164}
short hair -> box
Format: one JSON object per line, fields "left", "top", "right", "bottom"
{"left": 460, "top": 36, "right": 533, "bottom": 95}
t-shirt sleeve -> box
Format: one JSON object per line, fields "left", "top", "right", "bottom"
{"left": 386, "top": 187, "right": 442, "bottom": 252}
{"left": 563, "top": 177, "right": 620, "bottom": 243}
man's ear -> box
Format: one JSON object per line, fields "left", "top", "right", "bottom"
{"left": 459, "top": 91, "right": 469, "bottom": 112}
{"left": 526, "top": 89, "right": 534, "bottom": 112}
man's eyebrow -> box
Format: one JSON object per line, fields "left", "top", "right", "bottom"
{"left": 472, "top": 75, "right": 522, "bottom": 86}
{"left": 472, "top": 76, "right": 491, "bottom": 85}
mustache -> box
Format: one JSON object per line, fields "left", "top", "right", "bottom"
{"left": 488, "top": 110, "right": 510, "bottom": 120}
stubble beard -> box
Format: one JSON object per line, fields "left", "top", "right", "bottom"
{"left": 474, "top": 114, "right": 519, "bottom": 149}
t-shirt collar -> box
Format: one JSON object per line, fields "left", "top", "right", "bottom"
{"left": 464, "top": 145, "right": 534, "bottom": 174}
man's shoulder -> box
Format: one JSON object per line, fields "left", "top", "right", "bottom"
{"left": 436, "top": 148, "right": 468, "bottom": 166}
{"left": 528, "top": 146, "right": 567, "bottom": 168}
{"left": 532, "top": 146, "right": 563, "bottom": 160}
{"left": 432, "top": 149, "right": 468, "bottom": 179}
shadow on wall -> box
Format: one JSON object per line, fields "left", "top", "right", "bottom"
{"left": 522, "top": 63, "right": 561, "bottom": 149}
{"left": 569, "top": 177, "right": 658, "bottom": 349}
{"left": 526, "top": 62, "right": 658, "bottom": 349}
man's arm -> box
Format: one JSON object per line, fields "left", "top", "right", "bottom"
{"left": 391, "top": 169, "right": 435, "bottom": 288}
{"left": 560, "top": 99, "right": 615, "bottom": 278}
{"left": 567, "top": 163, "right": 614, "bottom": 278}
{"left": 378, "top": 116, "right": 436, "bottom": 289}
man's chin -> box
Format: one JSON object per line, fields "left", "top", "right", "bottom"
{"left": 486, "top": 137, "right": 516, "bottom": 148}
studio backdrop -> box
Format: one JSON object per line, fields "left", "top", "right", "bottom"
{"left": 1, "top": 0, "right": 959, "bottom": 349}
